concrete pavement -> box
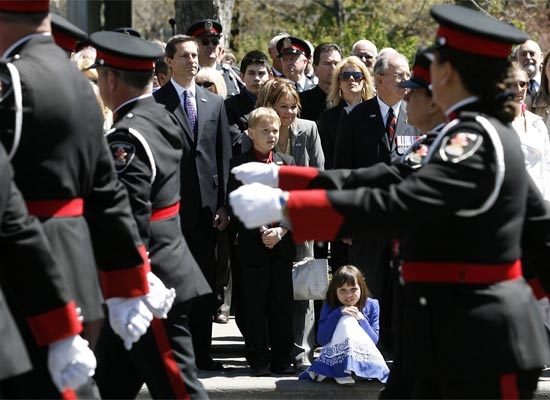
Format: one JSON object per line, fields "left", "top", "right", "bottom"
{"left": 138, "top": 316, "right": 550, "bottom": 399}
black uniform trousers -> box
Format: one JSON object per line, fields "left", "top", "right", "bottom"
{"left": 239, "top": 256, "right": 294, "bottom": 370}
{"left": 410, "top": 369, "right": 540, "bottom": 399}
{"left": 94, "top": 301, "right": 207, "bottom": 400}
{"left": 184, "top": 208, "right": 219, "bottom": 365}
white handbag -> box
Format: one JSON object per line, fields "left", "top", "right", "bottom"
{"left": 292, "top": 258, "right": 330, "bottom": 300}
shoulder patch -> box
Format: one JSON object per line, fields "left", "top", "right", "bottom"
{"left": 439, "top": 131, "right": 483, "bottom": 163}
{"left": 110, "top": 141, "right": 136, "bottom": 173}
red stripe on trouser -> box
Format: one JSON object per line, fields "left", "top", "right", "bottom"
{"left": 151, "top": 318, "right": 190, "bottom": 400}
{"left": 500, "top": 373, "right": 519, "bottom": 399}
{"left": 62, "top": 389, "right": 77, "bottom": 400}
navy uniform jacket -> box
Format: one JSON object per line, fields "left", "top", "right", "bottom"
{"left": 105, "top": 96, "right": 211, "bottom": 303}
{"left": 0, "top": 144, "right": 81, "bottom": 380}
{"left": 276, "top": 108, "right": 550, "bottom": 378}
{"left": 0, "top": 36, "right": 149, "bottom": 322}
{"left": 334, "top": 96, "right": 420, "bottom": 168}
{"left": 217, "top": 62, "right": 245, "bottom": 98}
{"left": 153, "top": 81, "right": 232, "bottom": 232}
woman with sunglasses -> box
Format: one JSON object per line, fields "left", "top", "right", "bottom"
{"left": 317, "top": 56, "right": 375, "bottom": 169}
{"left": 195, "top": 67, "right": 228, "bottom": 98}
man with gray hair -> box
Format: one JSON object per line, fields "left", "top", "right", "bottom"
{"left": 268, "top": 32, "right": 289, "bottom": 77}
{"left": 517, "top": 39, "right": 544, "bottom": 101}
{"left": 351, "top": 39, "right": 378, "bottom": 70}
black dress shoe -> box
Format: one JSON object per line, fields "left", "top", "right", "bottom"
{"left": 196, "top": 358, "right": 224, "bottom": 371}
{"left": 270, "top": 364, "right": 295, "bottom": 375}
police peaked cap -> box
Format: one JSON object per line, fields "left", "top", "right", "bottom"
{"left": 398, "top": 48, "right": 431, "bottom": 90}
{"left": 276, "top": 36, "right": 311, "bottom": 59}
{"left": 429, "top": 4, "right": 527, "bottom": 59}
{"left": 89, "top": 31, "right": 163, "bottom": 72}
{"left": 186, "top": 19, "right": 222, "bottom": 37}
{"left": 50, "top": 13, "right": 88, "bottom": 53}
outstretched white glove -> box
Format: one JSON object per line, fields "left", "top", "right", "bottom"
{"left": 48, "top": 335, "right": 96, "bottom": 392}
{"left": 143, "top": 272, "right": 176, "bottom": 319}
{"left": 231, "top": 162, "right": 280, "bottom": 187}
{"left": 106, "top": 297, "right": 153, "bottom": 350}
{"left": 229, "top": 182, "right": 284, "bottom": 228}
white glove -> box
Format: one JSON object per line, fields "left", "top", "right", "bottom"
{"left": 229, "top": 182, "right": 284, "bottom": 228}
{"left": 48, "top": 335, "right": 96, "bottom": 392}
{"left": 143, "top": 271, "right": 176, "bottom": 319}
{"left": 106, "top": 297, "right": 153, "bottom": 350}
{"left": 232, "top": 162, "right": 280, "bottom": 187}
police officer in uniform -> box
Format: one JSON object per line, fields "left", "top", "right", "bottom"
{"left": 0, "top": 140, "right": 95, "bottom": 396}
{"left": 229, "top": 5, "right": 550, "bottom": 398}
{"left": 186, "top": 19, "right": 244, "bottom": 98}
{"left": 0, "top": 2, "right": 168, "bottom": 396}
{"left": 89, "top": 31, "right": 210, "bottom": 400}
{"left": 276, "top": 35, "right": 316, "bottom": 93}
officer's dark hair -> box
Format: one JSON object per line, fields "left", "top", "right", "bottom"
{"left": 0, "top": 11, "right": 48, "bottom": 25}
{"left": 100, "top": 67, "right": 153, "bottom": 91}
{"left": 313, "top": 43, "right": 342, "bottom": 66}
{"left": 165, "top": 34, "right": 196, "bottom": 59}
{"left": 435, "top": 47, "right": 516, "bottom": 123}
{"left": 239, "top": 50, "right": 270, "bottom": 74}
{"left": 325, "top": 265, "right": 371, "bottom": 310}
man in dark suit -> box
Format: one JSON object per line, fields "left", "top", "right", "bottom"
{"left": 299, "top": 43, "right": 342, "bottom": 122}
{"left": 154, "top": 34, "right": 232, "bottom": 371}
{"left": 333, "top": 50, "right": 419, "bottom": 358}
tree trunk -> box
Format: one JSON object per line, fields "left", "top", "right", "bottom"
{"left": 103, "top": 0, "right": 132, "bottom": 30}
{"left": 174, "top": 0, "right": 235, "bottom": 47}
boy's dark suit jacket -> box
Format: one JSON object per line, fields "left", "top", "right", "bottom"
{"left": 228, "top": 150, "right": 297, "bottom": 263}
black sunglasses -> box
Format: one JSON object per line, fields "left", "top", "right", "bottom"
{"left": 352, "top": 53, "right": 374, "bottom": 60}
{"left": 196, "top": 81, "right": 215, "bottom": 88}
{"left": 339, "top": 71, "right": 364, "bottom": 82}
{"left": 200, "top": 37, "right": 220, "bottom": 46}
{"left": 516, "top": 81, "right": 528, "bottom": 89}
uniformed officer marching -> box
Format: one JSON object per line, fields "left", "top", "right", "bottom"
{"left": 89, "top": 31, "right": 210, "bottom": 400}
{"left": 229, "top": 4, "right": 550, "bottom": 398}
{"left": 0, "top": 2, "right": 164, "bottom": 397}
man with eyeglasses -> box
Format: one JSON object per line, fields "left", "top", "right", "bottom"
{"left": 186, "top": 19, "right": 244, "bottom": 98}
{"left": 333, "top": 50, "right": 419, "bottom": 360}
{"left": 351, "top": 39, "right": 378, "bottom": 71}
{"left": 516, "top": 39, "right": 544, "bottom": 103}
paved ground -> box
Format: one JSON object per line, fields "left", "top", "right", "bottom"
{"left": 138, "top": 316, "right": 550, "bottom": 399}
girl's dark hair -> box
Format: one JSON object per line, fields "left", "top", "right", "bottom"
{"left": 326, "top": 265, "right": 370, "bottom": 310}
{"left": 435, "top": 47, "right": 516, "bottom": 123}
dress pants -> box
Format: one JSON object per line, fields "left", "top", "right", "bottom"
{"left": 183, "top": 213, "right": 218, "bottom": 365}
{"left": 94, "top": 301, "right": 207, "bottom": 400}
{"left": 240, "top": 256, "right": 294, "bottom": 369}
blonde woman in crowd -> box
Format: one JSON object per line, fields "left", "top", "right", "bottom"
{"left": 318, "top": 56, "right": 375, "bottom": 168}
{"left": 195, "top": 67, "right": 228, "bottom": 98}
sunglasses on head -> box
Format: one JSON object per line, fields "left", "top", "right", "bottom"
{"left": 196, "top": 81, "right": 215, "bottom": 89}
{"left": 339, "top": 71, "right": 364, "bottom": 81}
{"left": 200, "top": 37, "right": 220, "bottom": 46}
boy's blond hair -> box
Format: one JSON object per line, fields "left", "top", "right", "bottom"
{"left": 248, "top": 107, "right": 281, "bottom": 129}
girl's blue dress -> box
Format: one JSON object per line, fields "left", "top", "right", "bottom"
{"left": 299, "top": 299, "right": 389, "bottom": 383}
